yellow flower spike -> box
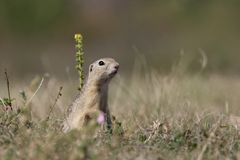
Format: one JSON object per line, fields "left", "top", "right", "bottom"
{"left": 74, "top": 33, "right": 84, "bottom": 91}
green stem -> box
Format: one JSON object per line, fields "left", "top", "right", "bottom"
{"left": 74, "top": 34, "right": 84, "bottom": 91}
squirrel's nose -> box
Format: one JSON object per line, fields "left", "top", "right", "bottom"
{"left": 114, "top": 64, "right": 119, "bottom": 70}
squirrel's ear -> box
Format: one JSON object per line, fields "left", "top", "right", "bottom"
{"left": 89, "top": 64, "right": 93, "bottom": 72}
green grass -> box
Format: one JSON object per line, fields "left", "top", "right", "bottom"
{"left": 1, "top": 59, "right": 240, "bottom": 160}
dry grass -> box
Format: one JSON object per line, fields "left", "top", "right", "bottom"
{"left": 1, "top": 59, "right": 240, "bottom": 160}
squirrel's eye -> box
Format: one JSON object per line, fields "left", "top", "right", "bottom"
{"left": 98, "top": 61, "right": 105, "bottom": 66}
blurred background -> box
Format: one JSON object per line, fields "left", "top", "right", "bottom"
{"left": 0, "top": 0, "right": 240, "bottom": 78}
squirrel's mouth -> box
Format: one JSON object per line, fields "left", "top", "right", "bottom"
{"left": 109, "top": 69, "right": 118, "bottom": 77}
{"left": 108, "top": 65, "right": 119, "bottom": 78}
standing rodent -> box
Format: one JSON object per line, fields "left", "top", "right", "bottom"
{"left": 63, "top": 58, "right": 119, "bottom": 132}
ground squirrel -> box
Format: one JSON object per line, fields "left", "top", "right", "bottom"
{"left": 63, "top": 58, "right": 119, "bottom": 132}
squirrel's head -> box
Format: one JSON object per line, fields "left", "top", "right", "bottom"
{"left": 88, "top": 58, "right": 119, "bottom": 85}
